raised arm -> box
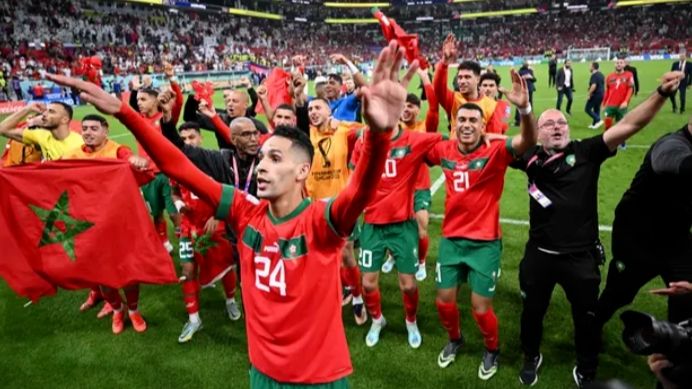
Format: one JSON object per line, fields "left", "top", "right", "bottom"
{"left": 198, "top": 100, "right": 233, "bottom": 146}
{"left": 330, "top": 41, "right": 418, "bottom": 235}
{"left": 500, "top": 69, "right": 537, "bottom": 155}
{"left": 603, "top": 71, "right": 684, "bottom": 151}
{"left": 129, "top": 76, "right": 141, "bottom": 112}
{"left": 46, "top": 73, "right": 223, "bottom": 209}
{"left": 433, "top": 34, "right": 458, "bottom": 116}
{"left": 163, "top": 62, "right": 184, "bottom": 124}
{"left": 330, "top": 53, "right": 367, "bottom": 88}
{"left": 0, "top": 103, "right": 44, "bottom": 141}
{"left": 256, "top": 83, "right": 274, "bottom": 124}
{"left": 420, "top": 70, "right": 439, "bottom": 133}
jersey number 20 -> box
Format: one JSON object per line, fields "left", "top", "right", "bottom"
{"left": 254, "top": 256, "right": 287, "bottom": 296}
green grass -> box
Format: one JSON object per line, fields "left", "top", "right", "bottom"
{"left": 0, "top": 60, "right": 684, "bottom": 388}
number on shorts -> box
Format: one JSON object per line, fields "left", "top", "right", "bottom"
{"left": 452, "top": 171, "right": 470, "bottom": 192}
{"left": 254, "top": 256, "right": 287, "bottom": 296}
{"left": 384, "top": 159, "right": 397, "bottom": 178}
{"left": 360, "top": 250, "right": 373, "bottom": 268}
{"left": 435, "top": 262, "right": 442, "bottom": 283}
{"left": 179, "top": 240, "right": 194, "bottom": 260}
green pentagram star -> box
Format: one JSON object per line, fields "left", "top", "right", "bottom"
{"left": 29, "top": 191, "right": 94, "bottom": 262}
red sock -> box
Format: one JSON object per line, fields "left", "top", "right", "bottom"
{"left": 346, "top": 265, "right": 362, "bottom": 298}
{"left": 340, "top": 267, "right": 350, "bottom": 288}
{"left": 472, "top": 308, "right": 499, "bottom": 351}
{"left": 403, "top": 288, "right": 419, "bottom": 323}
{"left": 604, "top": 116, "right": 614, "bottom": 131}
{"left": 221, "top": 270, "right": 237, "bottom": 299}
{"left": 155, "top": 218, "right": 168, "bottom": 244}
{"left": 99, "top": 286, "right": 122, "bottom": 310}
{"left": 124, "top": 284, "right": 140, "bottom": 311}
{"left": 182, "top": 279, "right": 200, "bottom": 314}
{"left": 364, "top": 288, "right": 382, "bottom": 320}
{"left": 436, "top": 299, "right": 461, "bottom": 341}
{"left": 418, "top": 236, "right": 429, "bottom": 264}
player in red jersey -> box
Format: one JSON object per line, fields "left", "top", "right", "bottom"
{"left": 170, "top": 123, "right": 240, "bottom": 343}
{"left": 479, "top": 72, "right": 512, "bottom": 134}
{"left": 602, "top": 57, "right": 635, "bottom": 131}
{"left": 128, "top": 63, "right": 183, "bottom": 254}
{"left": 381, "top": 69, "right": 440, "bottom": 281}
{"left": 49, "top": 40, "right": 417, "bottom": 387}
{"left": 426, "top": 70, "right": 536, "bottom": 380}
{"left": 351, "top": 71, "right": 444, "bottom": 348}
{"left": 434, "top": 34, "right": 507, "bottom": 135}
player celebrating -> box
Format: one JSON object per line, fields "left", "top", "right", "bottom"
{"left": 479, "top": 72, "right": 512, "bottom": 134}
{"left": 434, "top": 34, "right": 507, "bottom": 135}
{"left": 63, "top": 114, "right": 153, "bottom": 334}
{"left": 351, "top": 73, "right": 445, "bottom": 349}
{"left": 428, "top": 70, "right": 536, "bottom": 380}
{"left": 602, "top": 57, "right": 635, "bottom": 131}
{"left": 306, "top": 97, "right": 366, "bottom": 325}
{"left": 48, "top": 40, "right": 417, "bottom": 387}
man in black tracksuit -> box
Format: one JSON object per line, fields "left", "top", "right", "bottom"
{"left": 511, "top": 72, "right": 683, "bottom": 388}
{"left": 597, "top": 114, "right": 692, "bottom": 326}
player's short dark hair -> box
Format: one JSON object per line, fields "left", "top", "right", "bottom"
{"left": 138, "top": 88, "right": 159, "bottom": 98}
{"left": 51, "top": 101, "right": 73, "bottom": 120}
{"left": 273, "top": 125, "right": 314, "bottom": 164}
{"left": 309, "top": 97, "right": 330, "bottom": 108}
{"left": 406, "top": 93, "right": 421, "bottom": 107}
{"left": 82, "top": 114, "right": 108, "bottom": 128}
{"left": 480, "top": 72, "right": 501, "bottom": 86}
{"left": 179, "top": 121, "right": 201, "bottom": 133}
{"left": 457, "top": 102, "right": 484, "bottom": 119}
{"left": 328, "top": 73, "right": 343, "bottom": 84}
{"left": 592, "top": 62, "right": 600, "bottom": 69}
{"left": 274, "top": 104, "right": 295, "bottom": 114}
{"left": 457, "top": 61, "right": 482, "bottom": 76}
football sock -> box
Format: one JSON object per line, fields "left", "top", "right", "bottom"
{"left": 364, "top": 288, "right": 382, "bottom": 320}
{"left": 473, "top": 307, "right": 499, "bottom": 351}
{"left": 436, "top": 299, "right": 461, "bottom": 341}
{"left": 182, "top": 279, "right": 200, "bottom": 315}
{"left": 403, "top": 288, "right": 419, "bottom": 323}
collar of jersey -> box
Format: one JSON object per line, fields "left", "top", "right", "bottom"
{"left": 391, "top": 126, "right": 404, "bottom": 142}
{"left": 456, "top": 139, "right": 483, "bottom": 156}
{"left": 267, "top": 198, "right": 312, "bottom": 225}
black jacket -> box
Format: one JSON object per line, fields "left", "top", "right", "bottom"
{"left": 556, "top": 67, "right": 575, "bottom": 91}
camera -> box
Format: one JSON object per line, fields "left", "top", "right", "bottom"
{"left": 621, "top": 310, "right": 692, "bottom": 385}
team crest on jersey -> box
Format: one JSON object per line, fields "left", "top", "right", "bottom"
{"left": 565, "top": 154, "right": 576, "bottom": 167}
{"left": 389, "top": 145, "right": 412, "bottom": 159}
{"left": 468, "top": 157, "right": 488, "bottom": 170}
{"left": 279, "top": 236, "right": 307, "bottom": 259}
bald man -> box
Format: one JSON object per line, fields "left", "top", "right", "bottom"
{"left": 183, "top": 88, "right": 267, "bottom": 149}
{"left": 511, "top": 72, "right": 684, "bottom": 387}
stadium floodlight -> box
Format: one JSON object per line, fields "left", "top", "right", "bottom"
{"left": 228, "top": 8, "right": 283, "bottom": 20}
{"left": 460, "top": 8, "right": 538, "bottom": 18}
{"left": 324, "top": 2, "right": 391, "bottom": 7}
{"left": 325, "top": 18, "right": 380, "bottom": 24}
{"left": 451, "top": 0, "right": 484, "bottom": 3}
{"left": 126, "top": 0, "right": 164, "bottom": 4}
{"left": 616, "top": 0, "right": 689, "bottom": 6}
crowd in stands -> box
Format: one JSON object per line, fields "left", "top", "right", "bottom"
{"left": 0, "top": 0, "right": 689, "bottom": 95}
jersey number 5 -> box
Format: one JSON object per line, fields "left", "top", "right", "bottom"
{"left": 254, "top": 256, "right": 287, "bottom": 296}
{"left": 453, "top": 171, "right": 470, "bottom": 192}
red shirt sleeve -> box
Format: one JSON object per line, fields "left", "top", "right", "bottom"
{"left": 330, "top": 129, "right": 390, "bottom": 236}
{"left": 423, "top": 84, "right": 439, "bottom": 133}
{"left": 171, "top": 81, "right": 184, "bottom": 124}
{"left": 115, "top": 105, "right": 222, "bottom": 208}
{"left": 433, "top": 62, "right": 454, "bottom": 117}
{"left": 210, "top": 114, "right": 233, "bottom": 146}
{"left": 117, "top": 145, "right": 155, "bottom": 186}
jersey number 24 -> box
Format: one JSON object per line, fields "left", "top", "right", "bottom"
{"left": 254, "top": 256, "right": 287, "bottom": 296}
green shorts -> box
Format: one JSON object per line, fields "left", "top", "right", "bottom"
{"left": 603, "top": 106, "right": 627, "bottom": 121}
{"left": 359, "top": 219, "right": 418, "bottom": 274}
{"left": 348, "top": 218, "right": 362, "bottom": 243}
{"left": 435, "top": 238, "right": 502, "bottom": 297}
{"left": 249, "top": 366, "right": 349, "bottom": 389}
{"left": 413, "top": 189, "right": 431, "bottom": 212}
{"left": 141, "top": 173, "right": 178, "bottom": 218}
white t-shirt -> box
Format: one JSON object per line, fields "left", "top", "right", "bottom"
{"left": 564, "top": 68, "right": 572, "bottom": 88}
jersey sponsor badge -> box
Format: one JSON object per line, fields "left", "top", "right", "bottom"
{"left": 528, "top": 182, "right": 552, "bottom": 208}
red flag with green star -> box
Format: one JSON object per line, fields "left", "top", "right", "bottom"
{"left": 0, "top": 159, "right": 177, "bottom": 302}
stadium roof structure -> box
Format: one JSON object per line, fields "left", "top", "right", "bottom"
{"left": 124, "top": 0, "right": 691, "bottom": 22}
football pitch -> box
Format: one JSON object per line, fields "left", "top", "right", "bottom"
{"left": 0, "top": 60, "right": 685, "bottom": 388}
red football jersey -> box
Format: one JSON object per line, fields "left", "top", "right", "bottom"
{"left": 402, "top": 120, "right": 432, "bottom": 190}
{"left": 351, "top": 130, "right": 443, "bottom": 224}
{"left": 216, "top": 186, "right": 351, "bottom": 384}
{"left": 603, "top": 71, "right": 634, "bottom": 107}
{"left": 425, "top": 138, "right": 516, "bottom": 240}
{"left": 173, "top": 182, "right": 222, "bottom": 233}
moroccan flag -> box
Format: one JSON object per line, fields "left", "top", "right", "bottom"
{"left": 372, "top": 8, "right": 429, "bottom": 70}
{"left": 256, "top": 68, "right": 292, "bottom": 115}
{"left": 0, "top": 159, "right": 177, "bottom": 302}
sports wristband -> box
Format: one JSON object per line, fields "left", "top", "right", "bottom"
{"left": 346, "top": 61, "right": 360, "bottom": 75}
{"left": 656, "top": 85, "right": 675, "bottom": 98}
{"left": 518, "top": 104, "right": 532, "bottom": 116}
{"left": 174, "top": 200, "right": 186, "bottom": 212}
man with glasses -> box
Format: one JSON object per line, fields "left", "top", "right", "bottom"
{"left": 512, "top": 71, "right": 684, "bottom": 388}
